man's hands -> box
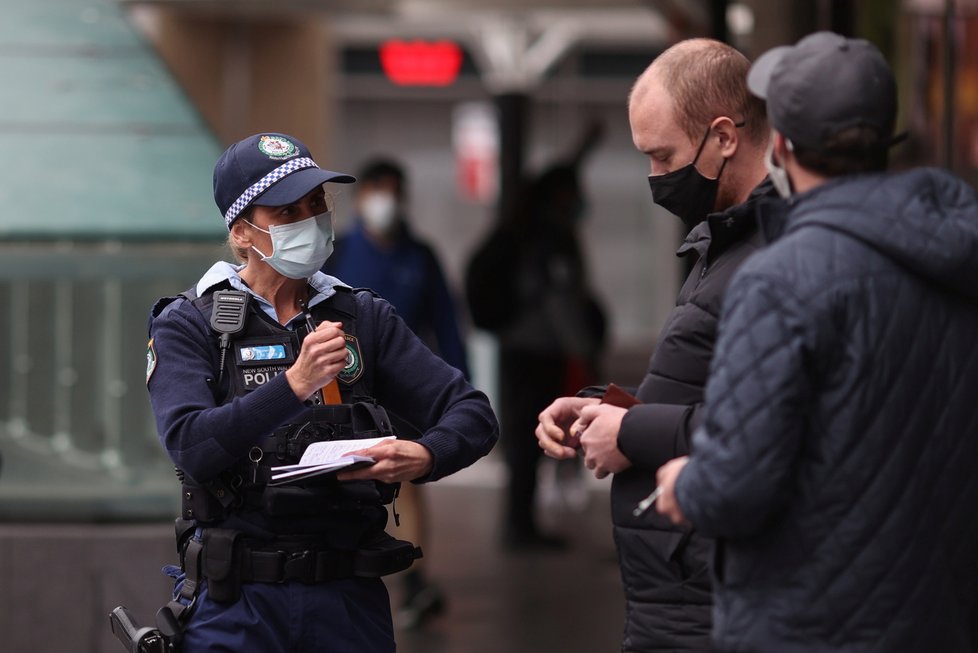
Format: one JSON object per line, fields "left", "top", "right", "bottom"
{"left": 536, "top": 397, "right": 633, "bottom": 479}
{"left": 336, "top": 439, "right": 434, "bottom": 483}
{"left": 535, "top": 396, "right": 600, "bottom": 459}
{"left": 655, "top": 456, "right": 689, "bottom": 525}
{"left": 286, "top": 321, "right": 348, "bottom": 401}
{"left": 572, "top": 404, "right": 632, "bottom": 479}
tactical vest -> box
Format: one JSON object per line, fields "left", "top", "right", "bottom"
{"left": 170, "top": 282, "right": 400, "bottom": 524}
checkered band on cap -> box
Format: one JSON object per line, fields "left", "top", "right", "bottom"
{"left": 223, "top": 157, "right": 318, "bottom": 228}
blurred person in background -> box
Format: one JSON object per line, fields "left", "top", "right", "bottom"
{"left": 467, "top": 124, "right": 607, "bottom": 551}
{"left": 324, "top": 158, "right": 468, "bottom": 628}
{"left": 656, "top": 32, "right": 978, "bottom": 653}
{"left": 536, "top": 39, "right": 773, "bottom": 651}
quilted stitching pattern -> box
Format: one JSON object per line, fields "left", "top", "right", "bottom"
{"left": 675, "top": 169, "right": 978, "bottom": 653}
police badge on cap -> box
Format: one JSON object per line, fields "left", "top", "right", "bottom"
{"left": 257, "top": 135, "right": 300, "bottom": 160}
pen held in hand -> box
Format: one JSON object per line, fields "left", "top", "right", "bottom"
{"left": 633, "top": 485, "right": 664, "bottom": 517}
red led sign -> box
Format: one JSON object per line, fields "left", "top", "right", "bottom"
{"left": 379, "top": 40, "right": 463, "bottom": 87}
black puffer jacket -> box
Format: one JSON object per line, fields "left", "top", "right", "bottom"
{"left": 676, "top": 169, "right": 978, "bottom": 653}
{"left": 612, "top": 180, "right": 775, "bottom": 652}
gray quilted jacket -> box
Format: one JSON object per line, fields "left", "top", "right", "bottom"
{"left": 676, "top": 168, "right": 978, "bottom": 653}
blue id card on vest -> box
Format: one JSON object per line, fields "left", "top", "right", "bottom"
{"left": 238, "top": 344, "right": 287, "bottom": 362}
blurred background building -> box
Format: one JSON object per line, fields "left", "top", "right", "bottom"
{"left": 1, "top": 0, "right": 975, "bottom": 650}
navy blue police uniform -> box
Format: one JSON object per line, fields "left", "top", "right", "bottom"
{"left": 144, "top": 133, "right": 498, "bottom": 652}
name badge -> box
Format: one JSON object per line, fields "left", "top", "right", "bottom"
{"left": 234, "top": 336, "right": 295, "bottom": 366}
{"left": 239, "top": 344, "right": 287, "bottom": 361}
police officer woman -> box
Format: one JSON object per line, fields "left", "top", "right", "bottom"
{"left": 146, "top": 133, "right": 498, "bottom": 652}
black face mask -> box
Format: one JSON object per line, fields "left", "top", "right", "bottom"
{"left": 647, "top": 125, "right": 728, "bottom": 231}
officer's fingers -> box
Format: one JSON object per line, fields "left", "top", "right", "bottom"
{"left": 339, "top": 445, "right": 429, "bottom": 483}
{"left": 303, "top": 338, "right": 348, "bottom": 365}
{"left": 309, "top": 331, "right": 347, "bottom": 352}
{"left": 320, "top": 344, "right": 349, "bottom": 366}
{"left": 306, "top": 324, "right": 344, "bottom": 346}
{"left": 314, "top": 320, "right": 343, "bottom": 335}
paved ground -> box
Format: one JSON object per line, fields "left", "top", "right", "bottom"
{"left": 0, "top": 459, "right": 626, "bottom": 653}
{"left": 388, "top": 460, "right": 625, "bottom": 653}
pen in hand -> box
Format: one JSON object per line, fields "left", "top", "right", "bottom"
{"left": 633, "top": 485, "right": 664, "bottom": 517}
{"left": 298, "top": 300, "right": 343, "bottom": 405}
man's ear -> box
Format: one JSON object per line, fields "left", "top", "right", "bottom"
{"left": 771, "top": 131, "right": 792, "bottom": 167}
{"left": 712, "top": 116, "right": 740, "bottom": 159}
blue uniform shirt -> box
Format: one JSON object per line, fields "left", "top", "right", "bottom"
{"left": 146, "top": 261, "right": 497, "bottom": 536}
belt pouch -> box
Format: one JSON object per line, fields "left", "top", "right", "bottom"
{"left": 202, "top": 529, "right": 242, "bottom": 603}
{"left": 354, "top": 533, "right": 422, "bottom": 578}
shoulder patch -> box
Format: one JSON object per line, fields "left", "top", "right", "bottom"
{"left": 338, "top": 334, "right": 364, "bottom": 385}
{"left": 146, "top": 338, "right": 158, "bottom": 384}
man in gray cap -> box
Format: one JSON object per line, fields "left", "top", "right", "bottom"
{"left": 655, "top": 32, "right": 978, "bottom": 652}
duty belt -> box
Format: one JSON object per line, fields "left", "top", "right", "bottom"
{"left": 240, "top": 540, "right": 421, "bottom": 583}
{"left": 197, "top": 529, "right": 422, "bottom": 603}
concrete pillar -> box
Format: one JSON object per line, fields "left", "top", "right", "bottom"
{"left": 740, "top": 0, "right": 815, "bottom": 56}
{"left": 133, "top": 8, "right": 337, "bottom": 157}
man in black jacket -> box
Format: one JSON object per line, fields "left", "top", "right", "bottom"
{"left": 536, "top": 39, "right": 771, "bottom": 651}
{"left": 657, "top": 32, "right": 978, "bottom": 653}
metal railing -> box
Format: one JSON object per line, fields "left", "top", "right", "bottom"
{"left": 0, "top": 241, "right": 225, "bottom": 521}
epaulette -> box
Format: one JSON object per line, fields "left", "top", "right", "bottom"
{"left": 147, "top": 286, "right": 199, "bottom": 334}
{"left": 151, "top": 295, "right": 184, "bottom": 319}
{"left": 351, "top": 286, "right": 382, "bottom": 300}
{"left": 325, "top": 285, "right": 358, "bottom": 321}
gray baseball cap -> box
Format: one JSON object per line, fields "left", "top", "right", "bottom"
{"left": 747, "top": 31, "right": 897, "bottom": 152}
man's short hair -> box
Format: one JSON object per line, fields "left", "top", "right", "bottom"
{"left": 646, "top": 39, "right": 768, "bottom": 145}
{"left": 357, "top": 159, "right": 406, "bottom": 198}
{"left": 792, "top": 126, "right": 890, "bottom": 177}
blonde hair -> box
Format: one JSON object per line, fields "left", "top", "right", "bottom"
{"left": 226, "top": 206, "right": 255, "bottom": 263}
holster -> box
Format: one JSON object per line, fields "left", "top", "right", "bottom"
{"left": 354, "top": 532, "right": 422, "bottom": 578}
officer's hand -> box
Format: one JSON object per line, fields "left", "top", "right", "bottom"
{"left": 336, "top": 440, "right": 434, "bottom": 483}
{"left": 536, "top": 396, "right": 599, "bottom": 460}
{"left": 286, "top": 321, "right": 348, "bottom": 401}
{"left": 655, "top": 456, "right": 689, "bottom": 525}
{"left": 574, "top": 403, "right": 632, "bottom": 479}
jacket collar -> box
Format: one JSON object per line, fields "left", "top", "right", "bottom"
{"left": 677, "top": 177, "right": 775, "bottom": 258}
{"left": 755, "top": 175, "right": 857, "bottom": 244}
{"left": 195, "top": 261, "right": 349, "bottom": 325}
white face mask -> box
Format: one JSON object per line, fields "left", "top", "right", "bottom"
{"left": 359, "top": 191, "right": 398, "bottom": 234}
{"left": 247, "top": 212, "right": 334, "bottom": 279}
{"left": 765, "top": 132, "right": 794, "bottom": 200}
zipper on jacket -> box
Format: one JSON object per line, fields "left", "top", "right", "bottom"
{"left": 694, "top": 260, "right": 709, "bottom": 290}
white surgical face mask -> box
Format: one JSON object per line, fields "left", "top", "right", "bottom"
{"left": 765, "top": 132, "right": 794, "bottom": 200}
{"left": 359, "top": 191, "right": 398, "bottom": 234}
{"left": 247, "top": 212, "right": 334, "bottom": 279}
